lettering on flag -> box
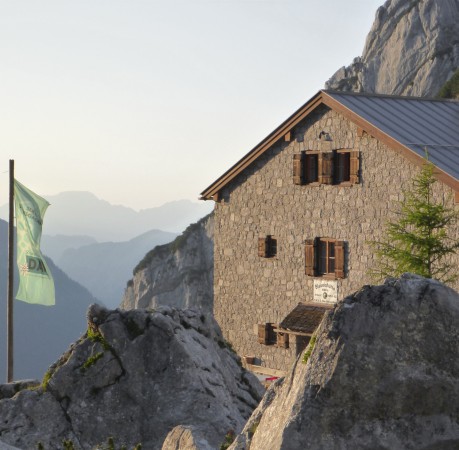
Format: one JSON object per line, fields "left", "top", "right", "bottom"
{"left": 14, "top": 179, "right": 55, "bottom": 306}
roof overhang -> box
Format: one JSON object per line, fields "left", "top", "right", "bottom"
{"left": 200, "top": 90, "right": 459, "bottom": 200}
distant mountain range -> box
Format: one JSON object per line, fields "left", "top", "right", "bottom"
{"left": 0, "top": 191, "right": 213, "bottom": 242}
{"left": 55, "top": 228, "right": 178, "bottom": 308}
{"left": 0, "top": 219, "right": 96, "bottom": 382}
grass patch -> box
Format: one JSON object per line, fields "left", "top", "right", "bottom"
{"left": 219, "top": 430, "right": 235, "bottom": 450}
{"left": 87, "top": 327, "right": 110, "bottom": 351}
{"left": 302, "top": 335, "right": 317, "bottom": 364}
{"left": 41, "top": 368, "right": 54, "bottom": 392}
{"left": 248, "top": 420, "right": 260, "bottom": 439}
{"left": 82, "top": 352, "right": 104, "bottom": 371}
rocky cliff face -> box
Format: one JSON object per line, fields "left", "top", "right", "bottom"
{"left": 121, "top": 214, "right": 213, "bottom": 313}
{"left": 230, "top": 274, "right": 459, "bottom": 450}
{"left": 0, "top": 303, "right": 263, "bottom": 449}
{"left": 326, "top": 0, "right": 459, "bottom": 97}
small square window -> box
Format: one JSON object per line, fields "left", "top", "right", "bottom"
{"left": 258, "top": 236, "right": 277, "bottom": 258}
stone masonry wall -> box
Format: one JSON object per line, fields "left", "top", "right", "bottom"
{"left": 213, "top": 104, "right": 459, "bottom": 372}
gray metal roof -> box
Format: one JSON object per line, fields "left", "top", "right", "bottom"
{"left": 326, "top": 91, "right": 459, "bottom": 182}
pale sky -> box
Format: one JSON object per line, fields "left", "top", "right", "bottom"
{"left": 0, "top": 0, "right": 383, "bottom": 210}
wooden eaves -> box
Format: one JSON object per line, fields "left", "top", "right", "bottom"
{"left": 200, "top": 90, "right": 459, "bottom": 201}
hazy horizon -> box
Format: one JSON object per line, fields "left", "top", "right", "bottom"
{"left": 1, "top": 0, "right": 383, "bottom": 210}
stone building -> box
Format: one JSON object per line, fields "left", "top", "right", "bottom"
{"left": 200, "top": 90, "right": 459, "bottom": 374}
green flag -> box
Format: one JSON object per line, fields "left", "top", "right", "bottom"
{"left": 14, "top": 179, "right": 55, "bottom": 306}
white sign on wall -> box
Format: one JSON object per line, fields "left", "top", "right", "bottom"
{"left": 313, "top": 280, "right": 338, "bottom": 304}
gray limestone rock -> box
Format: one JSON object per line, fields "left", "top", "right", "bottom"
{"left": 121, "top": 214, "right": 213, "bottom": 313}
{"left": 0, "top": 304, "right": 263, "bottom": 450}
{"left": 0, "top": 380, "right": 39, "bottom": 400}
{"left": 162, "top": 425, "right": 214, "bottom": 450}
{"left": 326, "top": 0, "right": 459, "bottom": 97}
{"left": 231, "top": 274, "right": 459, "bottom": 450}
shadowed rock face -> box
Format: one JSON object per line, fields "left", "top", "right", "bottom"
{"left": 326, "top": 0, "right": 459, "bottom": 97}
{"left": 121, "top": 214, "right": 214, "bottom": 314}
{"left": 0, "top": 304, "right": 263, "bottom": 450}
{"left": 231, "top": 275, "right": 459, "bottom": 450}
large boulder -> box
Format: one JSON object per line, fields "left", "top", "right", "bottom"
{"left": 231, "top": 274, "right": 459, "bottom": 450}
{"left": 0, "top": 304, "right": 263, "bottom": 449}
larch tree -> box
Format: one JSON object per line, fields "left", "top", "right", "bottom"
{"left": 370, "top": 157, "right": 459, "bottom": 283}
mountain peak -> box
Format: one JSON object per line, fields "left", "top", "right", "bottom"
{"left": 326, "top": 0, "right": 459, "bottom": 97}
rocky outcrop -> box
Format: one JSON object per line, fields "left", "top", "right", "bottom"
{"left": 231, "top": 274, "right": 459, "bottom": 450}
{"left": 121, "top": 214, "right": 213, "bottom": 313}
{"left": 162, "top": 425, "right": 214, "bottom": 450}
{"left": 0, "top": 303, "right": 263, "bottom": 449}
{"left": 326, "top": 0, "right": 459, "bottom": 97}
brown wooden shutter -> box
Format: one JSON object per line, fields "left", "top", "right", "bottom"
{"left": 319, "top": 152, "right": 333, "bottom": 184}
{"left": 258, "top": 323, "right": 268, "bottom": 344}
{"left": 350, "top": 151, "right": 360, "bottom": 184}
{"left": 277, "top": 331, "right": 289, "bottom": 349}
{"left": 305, "top": 239, "right": 317, "bottom": 276}
{"left": 258, "top": 237, "right": 268, "bottom": 257}
{"left": 334, "top": 240, "right": 345, "bottom": 278}
{"left": 293, "top": 153, "right": 304, "bottom": 185}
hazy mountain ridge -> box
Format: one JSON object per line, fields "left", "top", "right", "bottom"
{"left": 0, "top": 191, "right": 213, "bottom": 241}
{"left": 58, "top": 228, "right": 178, "bottom": 308}
{"left": 41, "top": 234, "right": 98, "bottom": 262}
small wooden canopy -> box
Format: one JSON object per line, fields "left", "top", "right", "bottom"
{"left": 278, "top": 302, "right": 333, "bottom": 336}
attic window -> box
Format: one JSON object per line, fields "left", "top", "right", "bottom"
{"left": 293, "top": 150, "right": 359, "bottom": 186}
{"left": 305, "top": 238, "right": 345, "bottom": 279}
{"left": 258, "top": 235, "right": 277, "bottom": 258}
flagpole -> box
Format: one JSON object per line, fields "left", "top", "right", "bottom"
{"left": 7, "top": 159, "right": 14, "bottom": 383}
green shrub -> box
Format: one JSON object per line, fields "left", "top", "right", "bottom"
{"left": 437, "top": 69, "right": 459, "bottom": 99}
{"left": 220, "top": 430, "right": 235, "bottom": 450}
{"left": 302, "top": 335, "right": 317, "bottom": 364}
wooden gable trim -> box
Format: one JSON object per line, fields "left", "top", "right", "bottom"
{"left": 321, "top": 92, "right": 459, "bottom": 193}
{"left": 200, "top": 92, "right": 325, "bottom": 200}
{"left": 200, "top": 90, "right": 459, "bottom": 200}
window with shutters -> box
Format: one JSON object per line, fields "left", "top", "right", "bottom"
{"left": 258, "top": 323, "right": 289, "bottom": 348}
{"left": 258, "top": 235, "right": 277, "bottom": 258}
{"left": 305, "top": 238, "right": 345, "bottom": 279}
{"left": 293, "top": 150, "right": 359, "bottom": 186}
{"left": 293, "top": 151, "right": 319, "bottom": 185}
{"left": 257, "top": 323, "right": 277, "bottom": 345}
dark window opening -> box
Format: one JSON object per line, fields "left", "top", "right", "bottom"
{"left": 258, "top": 323, "right": 277, "bottom": 345}
{"left": 258, "top": 235, "right": 277, "bottom": 258}
{"left": 334, "top": 152, "right": 351, "bottom": 184}
{"left": 305, "top": 154, "right": 318, "bottom": 183}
